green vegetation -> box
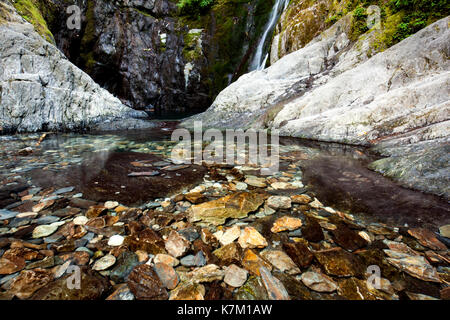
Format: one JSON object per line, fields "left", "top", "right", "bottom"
{"left": 177, "top": 0, "right": 215, "bottom": 16}
{"left": 11, "top": 0, "right": 55, "bottom": 43}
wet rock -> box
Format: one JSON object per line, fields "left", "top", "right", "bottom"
{"left": 184, "top": 192, "right": 208, "bottom": 204}
{"left": 73, "top": 216, "right": 89, "bottom": 226}
{"left": 267, "top": 196, "right": 291, "bottom": 209}
{"left": 314, "top": 247, "right": 364, "bottom": 277}
{"left": 282, "top": 241, "right": 314, "bottom": 269}
{"left": 260, "top": 266, "right": 290, "bottom": 300}
{"left": 387, "top": 255, "right": 441, "bottom": 283}
{"left": 86, "top": 206, "right": 107, "bottom": 219}
{"left": 235, "top": 276, "right": 268, "bottom": 300}
{"left": 8, "top": 268, "right": 54, "bottom": 299}
{"left": 92, "top": 254, "right": 116, "bottom": 271}
{"left": 31, "top": 200, "right": 55, "bottom": 213}
{"left": 180, "top": 251, "right": 207, "bottom": 267}
{"left": 271, "top": 216, "right": 302, "bottom": 233}
{"left": 107, "top": 235, "right": 124, "bottom": 247}
{"left": 301, "top": 217, "right": 324, "bottom": 242}
{"left": 406, "top": 292, "right": 439, "bottom": 300}
{"left": 178, "top": 228, "right": 199, "bottom": 242}
{"left": 331, "top": 223, "right": 368, "bottom": 251}
{"left": 213, "top": 243, "right": 242, "bottom": 266}
{"left": 224, "top": 264, "right": 248, "bottom": 287}
{"left": 200, "top": 228, "right": 219, "bottom": 247}
{"left": 127, "top": 264, "right": 168, "bottom": 300}
{"left": 31, "top": 267, "right": 110, "bottom": 300}
{"left": 260, "top": 250, "right": 300, "bottom": 275}
{"left": 188, "top": 264, "right": 224, "bottom": 283}
{"left": 407, "top": 228, "right": 446, "bottom": 251}
{"left": 291, "top": 194, "right": 311, "bottom": 204}
{"left": 300, "top": 270, "right": 337, "bottom": 293}
{"left": 238, "top": 227, "right": 268, "bottom": 249}
{"left": 439, "top": 225, "right": 450, "bottom": 239}
{"left": 154, "top": 254, "right": 179, "bottom": 267}
{"left": 124, "top": 229, "right": 165, "bottom": 255}
{"left": 110, "top": 251, "right": 140, "bottom": 283}
{"left": 154, "top": 262, "right": 179, "bottom": 290}
{"left": 189, "top": 192, "right": 265, "bottom": 225}
{"left": 165, "top": 231, "right": 190, "bottom": 258}
{"left": 32, "top": 222, "right": 65, "bottom": 239}
{"left": 104, "top": 201, "right": 119, "bottom": 209}
{"left": 440, "top": 287, "right": 450, "bottom": 300}
{"left": 106, "top": 283, "right": 134, "bottom": 300}
{"left": 214, "top": 226, "right": 240, "bottom": 246}
{"left": 25, "top": 256, "right": 55, "bottom": 270}
{"left": 169, "top": 282, "right": 205, "bottom": 300}
{"left": 241, "top": 249, "right": 272, "bottom": 276}
{"left": 245, "top": 176, "right": 267, "bottom": 188}
{"left": 0, "top": 255, "right": 26, "bottom": 275}
{"left": 337, "top": 278, "right": 387, "bottom": 300}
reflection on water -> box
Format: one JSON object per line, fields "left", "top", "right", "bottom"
{"left": 0, "top": 122, "right": 448, "bottom": 228}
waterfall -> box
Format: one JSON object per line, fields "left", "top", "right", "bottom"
{"left": 250, "top": 0, "right": 290, "bottom": 71}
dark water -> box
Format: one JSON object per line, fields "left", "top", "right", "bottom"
{"left": 1, "top": 122, "right": 449, "bottom": 230}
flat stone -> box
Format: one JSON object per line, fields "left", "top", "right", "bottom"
{"left": 241, "top": 249, "right": 272, "bottom": 276}
{"left": 0, "top": 209, "right": 19, "bottom": 221}
{"left": 290, "top": 194, "right": 311, "bottom": 204}
{"left": 235, "top": 276, "right": 268, "bottom": 300}
{"left": 244, "top": 176, "right": 267, "bottom": 188}
{"left": 9, "top": 269, "right": 53, "bottom": 299}
{"left": 92, "top": 254, "right": 116, "bottom": 271}
{"left": 104, "top": 201, "right": 119, "bottom": 209}
{"left": 260, "top": 250, "right": 300, "bottom": 275}
{"left": 331, "top": 223, "right": 368, "bottom": 251}
{"left": 169, "top": 282, "right": 205, "bottom": 300}
{"left": 86, "top": 205, "right": 107, "bottom": 219}
{"left": 300, "top": 270, "right": 338, "bottom": 293}
{"left": 32, "top": 200, "right": 54, "bottom": 213}
{"left": 439, "top": 225, "right": 450, "bottom": 239}
{"left": 235, "top": 182, "right": 248, "bottom": 191}
{"left": 73, "top": 216, "right": 89, "bottom": 226}
{"left": 188, "top": 264, "right": 224, "bottom": 283}
{"left": 270, "top": 182, "right": 298, "bottom": 190}
{"left": 282, "top": 241, "right": 314, "bottom": 269}
{"left": 106, "top": 283, "right": 134, "bottom": 300}
{"left": 189, "top": 192, "right": 265, "bottom": 226}
{"left": 32, "top": 222, "right": 65, "bottom": 238}
{"left": 180, "top": 251, "right": 206, "bottom": 267}
{"left": 387, "top": 255, "right": 441, "bottom": 283}
{"left": 108, "top": 235, "right": 125, "bottom": 246}
{"left": 314, "top": 247, "right": 364, "bottom": 277}
{"left": 110, "top": 251, "right": 139, "bottom": 283}
{"left": 165, "top": 230, "right": 190, "bottom": 258}
{"left": 0, "top": 255, "right": 26, "bottom": 275}
{"left": 54, "top": 187, "right": 75, "bottom": 195}
{"left": 213, "top": 243, "right": 242, "bottom": 266}
{"left": 407, "top": 228, "right": 447, "bottom": 251}
{"left": 154, "top": 254, "right": 179, "bottom": 267}
{"left": 238, "top": 227, "right": 268, "bottom": 249}
{"left": 271, "top": 216, "right": 302, "bottom": 233}
{"left": 154, "top": 262, "right": 179, "bottom": 290}
{"left": 259, "top": 266, "right": 290, "bottom": 300}
{"left": 337, "top": 278, "right": 387, "bottom": 300}
{"left": 266, "top": 196, "right": 291, "bottom": 209}
{"left": 214, "top": 226, "right": 240, "bottom": 246}
{"left": 301, "top": 217, "right": 324, "bottom": 242}
{"left": 224, "top": 264, "right": 248, "bottom": 287}
{"left": 127, "top": 264, "right": 168, "bottom": 300}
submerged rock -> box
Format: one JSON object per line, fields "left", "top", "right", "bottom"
{"left": 189, "top": 192, "right": 265, "bottom": 226}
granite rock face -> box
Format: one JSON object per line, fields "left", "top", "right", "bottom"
{"left": 183, "top": 17, "right": 450, "bottom": 198}
{"left": 0, "top": 0, "right": 152, "bottom": 133}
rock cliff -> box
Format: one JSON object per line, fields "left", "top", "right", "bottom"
{"left": 182, "top": 16, "right": 450, "bottom": 199}
{"left": 0, "top": 0, "right": 152, "bottom": 133}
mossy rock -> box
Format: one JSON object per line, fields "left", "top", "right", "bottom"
{"left": 11, "top": 0, "right": 55, "bottom": 43}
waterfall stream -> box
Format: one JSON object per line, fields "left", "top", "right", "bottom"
{"left": 249, "top": 0, "right": 290, "bottom": 71}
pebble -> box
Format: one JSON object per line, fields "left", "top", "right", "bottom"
{"left": 238, "top": 227, "right": 268, "bottom": 249}
{"left": 154, "top": 254, "right": 180, "bottom": 267}
{"left": 224, "top": 264, "right": 248, "bottom": 287}
{"left": 73, "top": 216, "right": 89, "bottom": 225}
{"left": 300, "top": 270, "right": 338, "bottom": 292}
{"left": 108, "top": 235, "right": 125, "bottom": 246}
{"left": 92, "top": 254, "right": 117, "bottom": 271}
{"left": 153, "top": 262, "right": 179, "bottom": 290}
{"left": 32, "top": 221, "right": 65, "bottom": 238}
{"left": 104, "top": 201, "right": 119, "bottom": 209}
{"left": 266, "top": 196, "right": 291, "bottom": 209}
{"left": 271, "top": 216, "right": 302, "bottom": 233}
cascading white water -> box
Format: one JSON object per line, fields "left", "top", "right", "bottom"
{"left": 249, "top": 0, "right": 290, "bottom": 71}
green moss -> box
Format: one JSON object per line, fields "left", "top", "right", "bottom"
{"left": 12, "top": 0, "right": 55, "bottom": 43}
{"left": 80, "top": 0, "right": 97, "bottom": 73}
